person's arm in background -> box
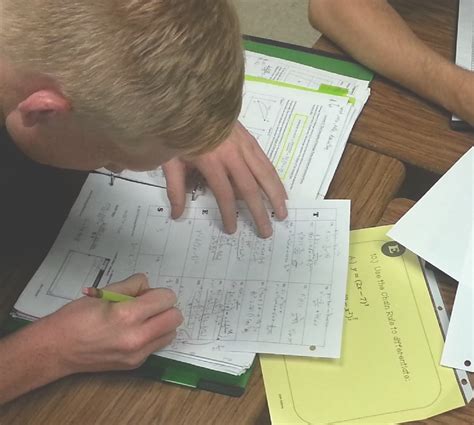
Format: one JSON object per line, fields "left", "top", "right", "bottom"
{"left": 308, "top": 0, "right": 474, "bottom": 125}
{"left": 0, "top": 274, "right": 183, "bottom": 405}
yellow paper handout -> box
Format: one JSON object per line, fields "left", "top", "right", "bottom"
{"left": 261, "top": 226, "right": 469, "bottom": 424}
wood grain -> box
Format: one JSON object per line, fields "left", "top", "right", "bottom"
{"left": 326, "top": 144, "right": 405, "bottom": 228}
{"left": 314, "top": 0, "right": 474, "bottom": 174}
{"left": 377, "top": 197, "right": 416, "bottom": 225}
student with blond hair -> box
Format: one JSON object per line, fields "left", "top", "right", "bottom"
{"left": 0, "top": 0, "right": 287, "bottom": 403}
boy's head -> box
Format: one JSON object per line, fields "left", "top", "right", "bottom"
{"left": 0, "top": 0, "right": 244, "bottom": 171}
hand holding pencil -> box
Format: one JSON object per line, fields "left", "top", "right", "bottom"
{"left": 39, "top": 273, "right": 183, "bottom": 375}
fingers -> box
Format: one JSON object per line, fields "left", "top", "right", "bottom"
{"left": 222, "top": 126, "right": 287, "bottom": 238}
{"left": 106, "top": 274, "right": 179, "bottom": 320}
{"left": 105, "top": 273, "right": 151, "bottom": 297}
{"left": 162, "top": 158, "right": 187, "bottom": 219}
{"left": 242, "top": 139, "right": 288, "bottom": 220}
{"left": 140, "top": 331, "right": 177, "bottom": 357}
{"left": 116, "top": 307, "right": 182, "bottom": 369}
{"left": 142, "top": 308, "right": 183, "bottom": 342}
{"left": 133, "top": 286, "right": 179, "bottom": 320}
{"left": 121, "top": 331, "right": 178, "bottom": 370}
{"left": 171, "top": 121, "right": 287, "bottom": 237}
{"left": 225, "top": 156, "right": 273, "bottom": 238}
{"left": 194, "top": 158, "right": 238, "bottom": 234}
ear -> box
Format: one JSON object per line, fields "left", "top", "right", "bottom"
{"left": 18, "top": 89, "right": 71, "bottom": 127}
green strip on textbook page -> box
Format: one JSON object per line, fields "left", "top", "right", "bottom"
{"left": 245, "top": 75, "right": 350, "bottom": 97}
{"left": 244, "top": 38, "right": 374, "bottom": 81}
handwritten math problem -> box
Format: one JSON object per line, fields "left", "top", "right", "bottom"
{"left": 15, "top": 175, "right": 350, "bottom": 357}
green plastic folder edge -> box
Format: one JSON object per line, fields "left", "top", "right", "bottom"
{"left": 1, "top": 316, "right": 254, "bottom": 398}
{"left": 244, "top": 36, "right": 374, "bottom": 81}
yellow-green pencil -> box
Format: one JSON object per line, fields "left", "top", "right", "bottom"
{"left": 82, "top": 287, "right": 135, "bottom": 302}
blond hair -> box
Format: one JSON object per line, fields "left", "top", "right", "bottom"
{"left": 0, "top": 0, "right": 244, "bottom": 155}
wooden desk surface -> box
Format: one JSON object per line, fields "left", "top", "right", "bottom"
{"left": 314, "top": 0, "right": 474, "bottom": 174}
{"left": 0, "top": 145, "right": 406, "bottom": 424}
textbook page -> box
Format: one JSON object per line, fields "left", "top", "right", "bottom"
{"left": 236, "top": 79, "right": 350, "bottom": 201}
{"left": 14, "top": 174, "right": 351, "bottom": 358}
{"left": 245, "top": 50, "right": 370, "bottom": 97}
{"left": 244, "top": 51, "right": 370, "bottom": 198}
{"left": 261, "top": 226, "right": 470, "bottom": 425}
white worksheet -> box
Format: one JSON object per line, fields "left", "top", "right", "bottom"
{"left": 14, "top": 174, "right": 351, "bottom": 358}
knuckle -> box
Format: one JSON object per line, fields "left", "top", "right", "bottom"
{"left": 168, "top": 307, "right": 184, "bottom": 326}
{"left": 119, "top": 333, "right": 145, "bottom": 354}
{"left": 114, "top": 305, "right": 137, "bottom": 326}
{"left": 158, "top": 288, "right": 177, "bottom": 305}
{"left": 161, "top": 331, "right": 178, "bottom": 348}
{"left": 133, "top": 273, "right": 149, "bottom": 285}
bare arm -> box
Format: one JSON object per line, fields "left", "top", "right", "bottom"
{"left": 0, "top": 319, "right": 69, "bottom": 404}
{"left": 308, "top": 0, "right": 474, "bottom": 124}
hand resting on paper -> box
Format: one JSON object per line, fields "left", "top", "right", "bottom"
{"left": 0, "top": 274, "right": 182, "bottom": 404}
{"left": 162, "top": 121, "right": 288, "bottom": 238}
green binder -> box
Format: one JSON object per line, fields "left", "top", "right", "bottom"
{"left": 2, "top": 36, "right": 373, "bottom": 399}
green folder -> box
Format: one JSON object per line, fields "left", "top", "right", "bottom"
{"left": 2, "top": 36, "right": 373, "bottom": 399}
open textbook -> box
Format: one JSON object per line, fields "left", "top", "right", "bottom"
{"left": 98, "top": 50, "right": 371, "bottom": 200}
{"left": 13, "top": 174, "right": 350, "bottom": 375}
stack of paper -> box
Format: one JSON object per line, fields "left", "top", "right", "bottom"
{"left": 13, "top": 175, "right": 351, "bottom": 375}
{"left": 244, "top": 51, "right": 371, "bottom": 199}
{"left": 388, "top": 148, "right": 473, "bottom": 372}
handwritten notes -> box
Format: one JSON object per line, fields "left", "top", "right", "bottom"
{"left": 14, "top": 174, "right": 350, "bottom": 358}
